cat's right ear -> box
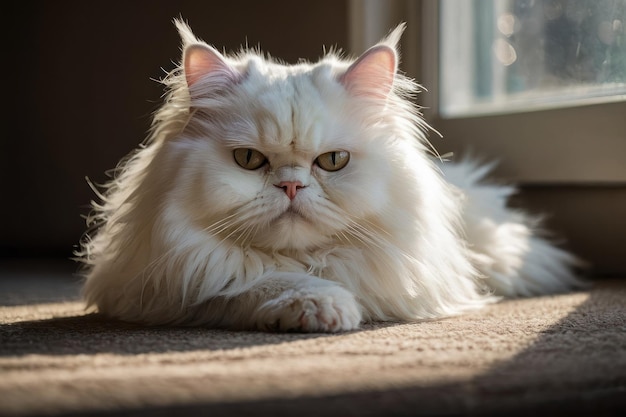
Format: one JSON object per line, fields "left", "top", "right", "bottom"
{"left": 183, "top": 44, "right": 239, "bottom": 88}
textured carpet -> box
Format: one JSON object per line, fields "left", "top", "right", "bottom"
{"left": 0, "top": 262, "right": 625, "bottom": 417}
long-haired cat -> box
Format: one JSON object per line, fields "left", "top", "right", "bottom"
{"left": 78, "top": 20, "right": 583, "bottom": 332}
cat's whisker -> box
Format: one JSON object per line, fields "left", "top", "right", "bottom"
{"left": 240, "top": 222, "right": 261, "bottom": 246}
{"left": 335, "top": 231, "right": 354, "bottom": 246}
{"left": 203, "top": 202, "right": 270, "bottom": 251}
{"left": 350, "top": 215, "right": 393, "bottom": 238}
{"left": 308, "top": 202, "right": 384, "bottom": 250}
{"left": 221, "top": 209, "right": 267, "bottom": 245}
{"left": 204, "top": 210, "right": 261, "bottom": 238}
{"left": 231, "top": 223, "right": 254, "bottom": 247}
{"left": 202, "top": 213, "right": 240, "bottom": 234}
{"left": 344, "top": 224, "right": 380, "bottom": 250}
{"left": 217, "top": 223, "right": 248, "bottom": 246}
{"left": 345, "top": 221, "right": 389, "bottom": 253}
{"left": 203, "top": 216, "right": 236, "bottom": 230}
{"left": 351, "top": 218, "right": 421, "bottom": 263}
{"left": 206, "top": 222, "right": 237, "bottom": 236}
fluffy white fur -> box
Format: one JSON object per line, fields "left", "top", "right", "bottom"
{"left": 78, "top": 21, "right": 583, "bottom": 332}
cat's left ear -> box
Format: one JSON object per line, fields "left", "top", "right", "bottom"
{"left": 339, "top": 45, "right": 397, "bottom": 98}
{"left": 339, "top": 24, "right": 404, "bottom": 98}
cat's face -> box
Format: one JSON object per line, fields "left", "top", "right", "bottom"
{"left": 166, "top": 39, "right": 400, "bottom": 251}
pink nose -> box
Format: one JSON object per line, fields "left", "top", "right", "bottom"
{"left": 275, "top": 181, "right": 305, "bottom": 200}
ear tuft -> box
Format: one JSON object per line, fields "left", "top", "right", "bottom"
{"left": 339, "top": 45, "right": 397, "bottom": 98}
{"left": 381, "top": 23, "right": 406, "bottom": 52}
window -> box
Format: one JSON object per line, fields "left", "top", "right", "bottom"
{"left": 440, "top": 0, "right": 626, "bottom": 117}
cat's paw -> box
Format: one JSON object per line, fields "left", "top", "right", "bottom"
{"left": 256, "top": 286, "right": 362, "bottom": 333}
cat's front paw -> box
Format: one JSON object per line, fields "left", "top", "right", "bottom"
{"left": 256, "top": 286, "right": 362, "bottom": 333}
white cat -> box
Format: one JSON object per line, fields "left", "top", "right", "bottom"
{"left": 78, "top": 21, "right": 583, "bottom": 332}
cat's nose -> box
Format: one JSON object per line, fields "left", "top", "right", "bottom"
{"left": 275, "top": 180, "right": 305, "bottom": 201}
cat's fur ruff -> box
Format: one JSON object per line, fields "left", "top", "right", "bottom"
{"left": 78, "top": 21, "right": 583, "bottom": 332}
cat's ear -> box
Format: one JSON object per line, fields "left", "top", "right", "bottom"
{"left": 339, "top": 45, "right": 397, "bottom": 98}
{"left": 339, "top": 24, "right": 405, "bottom": 98}
{"left": 183, "top": 44, "right": 239, "bottom": 87}
{"left": 174, "top": 18, "right": 239, "bottom": 87}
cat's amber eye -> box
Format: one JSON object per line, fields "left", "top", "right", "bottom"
{"left": 315, "top": 151, "right": 350, "bottom": 172}
{"left": 233, "top": 148, "right": 267, "bottom": 170}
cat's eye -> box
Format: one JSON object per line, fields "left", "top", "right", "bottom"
{"left": 233, "top": 148, "right": 267, "bottom": 170}
{"left": 315, "top": 151, "right": 350, "bottom": 172}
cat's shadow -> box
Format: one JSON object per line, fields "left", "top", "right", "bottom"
{"left": 0, "top": 312, "right": 397, "bottom": 357}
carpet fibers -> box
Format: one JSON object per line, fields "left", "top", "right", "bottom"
{"left": 0, "top": 265, "right": 624, "bottom": 416}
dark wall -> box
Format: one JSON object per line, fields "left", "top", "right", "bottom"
{"left": 2, "top": 1, "right": 348, "bottom": 257}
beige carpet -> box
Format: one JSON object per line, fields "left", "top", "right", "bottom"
{"left": 1, "top": 262, "right": 624, "bottom": 416}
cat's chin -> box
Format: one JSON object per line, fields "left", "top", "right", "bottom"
{"left": 255, "top": 212, "right": 331, "bottom": 251}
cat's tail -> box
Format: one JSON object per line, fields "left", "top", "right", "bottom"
{"left": 440, "top": 158, "right": 588, "bottom": 297}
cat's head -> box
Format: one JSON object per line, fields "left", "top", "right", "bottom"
{"left": 160, "top": 20, "right": 427, "bottom": 252}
